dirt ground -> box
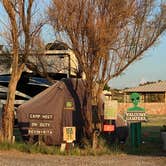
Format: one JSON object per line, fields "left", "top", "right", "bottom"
{"left": 0, "top": 150, "right": 166, "bottom": 166}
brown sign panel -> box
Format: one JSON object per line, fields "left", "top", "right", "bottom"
{"left": 28, "top": 113, "right": 54, "bottom": 135}
{"left": 126, "top": 112, "right": 146, "bottom": 122}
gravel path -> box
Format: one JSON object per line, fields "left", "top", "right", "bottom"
{"left": 0, "top": 150, "right": 166, "bottom": 166}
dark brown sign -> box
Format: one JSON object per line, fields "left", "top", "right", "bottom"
{"left": 126, "top": 112, "right": 146, "bottom": 122}
{"left": 28, "top": 113, "right": 54, "bottom": 135}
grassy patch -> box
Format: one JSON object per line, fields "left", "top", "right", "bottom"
{"left": 0, "top": 114, "right": 165, "bottom": 156}
{"left": 0, "top": 137, "right": 123, "bottom": 156}
{"left": 0, "top": 142, "right": 61, "bottom": 154}
{"left": 123, "top": 114, "right": 166, "bottom": 156}
{"left": 0, "top": 141, "right": 121, "bottom": 156}
{"left": 142, "top": 114, "right": 166, "bottom": 144}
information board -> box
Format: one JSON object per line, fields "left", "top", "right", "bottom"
{"left": 63, "top": 127, "right": 76, "bottom": 143}
{"left": 28, "top": 113, "right": 54, "bottom": 135}
{"left": 126, "top": 111, "right": 146, "bottom": 122}
{"left": 104, "top": 100, "right": 118, "bottom": 120}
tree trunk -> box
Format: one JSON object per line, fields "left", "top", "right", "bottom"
{"left": 1, "top": 73, "right": 19, "bottom": 143}
{"left": 97, "top": 86, "right": 104, "bottom": 127}
{"left": 92, "top": 86, "right": 104, "bottom": 149}
{"left": 84, "top": 84, "right": 104, "bottom": 149}
{"left": 84, "top": 91, "right": 93, "bottom": 138}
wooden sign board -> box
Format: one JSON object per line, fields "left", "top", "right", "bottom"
{"left": 28, "top": 113, "right": 54, "bottom": 135}
{"left": 104, "top": 100, "right": 118, "bottom": 120}
{"left": 103, "top": 125, "right": 115, "bottom": 132}
{"left": 126, "top": 111, "right": 146, "bottom": 122}
{"left": 63, "top": 127, "right": 76, "bottom": 143}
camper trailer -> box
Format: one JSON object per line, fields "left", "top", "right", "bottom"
{"left": 17, "top": 78, "right": 128, "bottom": 145}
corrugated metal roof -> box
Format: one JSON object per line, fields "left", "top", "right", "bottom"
{"left": 124, "top": 81, "right": 166, "bottom": 92}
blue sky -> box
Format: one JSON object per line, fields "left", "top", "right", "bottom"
{"left": 109, "top": 34, "right": 166, "bottom": 89}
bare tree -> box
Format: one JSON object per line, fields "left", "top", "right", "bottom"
{"left": 47, "top": 0, "right": 166, "bottom": 137}
{"left": 0, "top": 0, "right": 45, "bottom": 143}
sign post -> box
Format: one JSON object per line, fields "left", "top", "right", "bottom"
{"left": 103, "top": 100, "right": 117, "bottom": 143}
{"left": 125, "top": 93, "right": 147, "bottom": 148}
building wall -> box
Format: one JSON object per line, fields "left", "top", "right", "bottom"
{"left": 118, "top": 102, "right": 166, "bottom": 115}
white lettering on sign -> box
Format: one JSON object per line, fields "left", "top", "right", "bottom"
{"left": 29, "top": 113, "right": 53, "bottom": 120}
{"left": 41, "top": 114, "right": 53, "bottom": 119}
{"left": 28, "top": 129, "right": 53, "bottom": 135}
{"left": 126, "top": 116, "right": 146, "bottom": 121}
{"left": 31, "top": 122, "right": 51, "bottom": 128}
{"left": 29, "top": 114, "right": 41, "bottom": 119}
{"left": 126, "top": 112, "right": 146, "bottom": 117}
{"left": 31, "top": 122, "right": 38, "bottom": 127}
{"left": 126, "top": 111, "right": 147, "bottom": 122}
{"left": 39, "top": 122, "right": 50, "bottom": 127}
{"left": 28, "top": 113, "right": 54, "bottom": 136}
